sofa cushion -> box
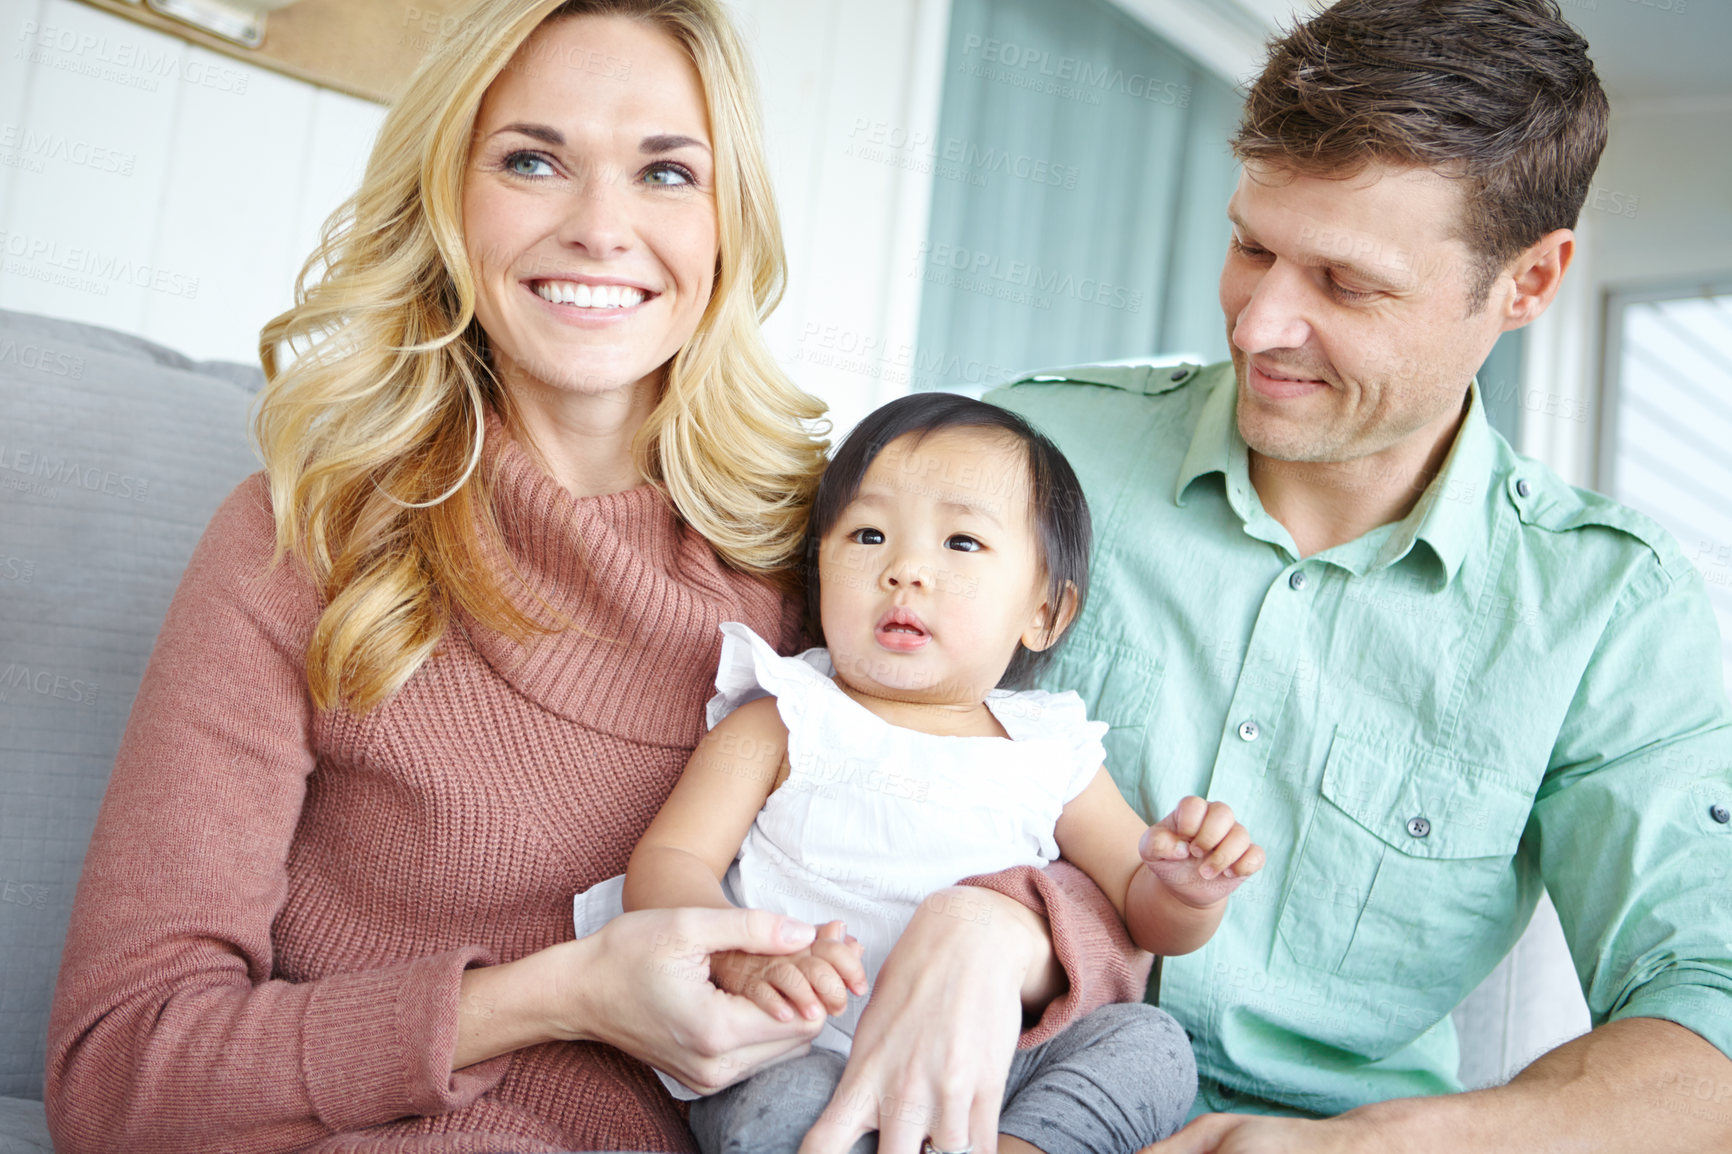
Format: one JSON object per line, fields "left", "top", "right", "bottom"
{"left": 0, "top": 1095, "right": 52, "bottom": 1152}
{"left": 0, "top": 309, "right": 263, "bottom": 1100}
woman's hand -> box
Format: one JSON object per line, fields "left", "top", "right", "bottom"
{"left": 798, "top": 887, "right": 1054, "bottom": 1154}
{"left": 457, "top": 905, "right": 828, "bottom": 1093}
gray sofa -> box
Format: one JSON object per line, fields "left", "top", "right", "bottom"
{"left": 0, "top": 307, "right": 1588, "bottom": 1151}
{"left": 0, "top": 308, "right": 265, "bottom": 1151}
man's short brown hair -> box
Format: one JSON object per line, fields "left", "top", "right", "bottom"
{"left": 1234, "top": 0, "right": 1609, "bottom": 307}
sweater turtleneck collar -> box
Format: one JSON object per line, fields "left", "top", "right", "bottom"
{"left": 457, "top": 411, "right": 790, "bottom": 748}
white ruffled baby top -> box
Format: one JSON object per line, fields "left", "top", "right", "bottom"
{"left": 574, "top": 621, "right": 1106, "bottom": 1086}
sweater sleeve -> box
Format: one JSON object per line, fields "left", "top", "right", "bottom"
{"left": 44, "top": 476, "right": 511, "bottom": 1154}
{"left": 958, "top": 860, "right": 1153, "bottom": 1049}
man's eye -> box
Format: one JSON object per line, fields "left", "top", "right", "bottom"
{"left": 849, "top": 527, "right": 884, "bottom": 545}
{"left": 945, "top": 535, "right": 982, "bottom": 553}
{"left": 1231, "top": 237, "right": 1271, "bottom": 260}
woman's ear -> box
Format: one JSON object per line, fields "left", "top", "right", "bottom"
{"left": 1021, "top": 580, "right": 1079, "bottom": 653}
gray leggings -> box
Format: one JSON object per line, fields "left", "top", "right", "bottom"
{"left": 687, "top": 1002, "right": 1195, "bottom": 1154}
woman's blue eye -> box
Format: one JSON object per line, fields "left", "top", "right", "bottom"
{"left": 945, "top": 535, "right": 981, "bottom": 553}
{"left": 505, "top": 151, "right": 554, "bottom": 177}
{"left": 849, "top": 527, "right": 884, "bottom": 545}
{"left": 644, "top": 161, "right": 696, "bottom": 187}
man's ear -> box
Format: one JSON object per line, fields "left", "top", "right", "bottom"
{"left": 1500, "top": 228, "right": 1574, "bottom": 332}
{"left": 1021, "top": 580, "right": 1080, "bottom": 652}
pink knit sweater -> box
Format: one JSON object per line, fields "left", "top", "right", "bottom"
{"left": 45, "top": 424, "right": 1147, "bottom": 1153}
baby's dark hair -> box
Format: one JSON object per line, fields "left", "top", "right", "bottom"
{"left": 804, "top": 392, "right": 1091, "bottom": 691}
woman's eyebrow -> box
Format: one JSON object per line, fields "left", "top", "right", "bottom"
{"left": 642, "top": 133, "right": 711, "bottom": 154}
{"left": 493, "top": 122, "right": 564, "bottom": 145}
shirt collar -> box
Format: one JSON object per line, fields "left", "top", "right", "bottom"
{"left": 1174, "top": 368, "right": 1493, "bottom": 587}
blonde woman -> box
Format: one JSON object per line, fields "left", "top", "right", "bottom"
{"left": 44, "top": 2, "right": 1145, "bottom": 1151}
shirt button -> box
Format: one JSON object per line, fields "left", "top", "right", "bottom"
{"left": 1407, "top": 816, "right": 1432, "bottom": 838}
{"left": 1516, "top": 478, "right": 1532, "bottom": 498}
{"left": 1238, "top": 719, "right": 1260, "bottom": 742}
{"left": 1288, "top": 570, "right": 1308, "bottom": 591}
{"left": 1712, "top": 804, "right": 1731, "bottom": 825}
{"left": 1170, "top": 367, "right": 1189, "bottom": 382}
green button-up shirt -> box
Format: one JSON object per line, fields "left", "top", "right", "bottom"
{"left": 989, "top": 360, "right": 1732, "bottom": 1119}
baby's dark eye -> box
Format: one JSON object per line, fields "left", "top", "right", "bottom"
{"left": 945, "top": 535, "right": 982, "bottom": 553}
{"left": 849, "top": 527, "right": 884, "bottom": 545}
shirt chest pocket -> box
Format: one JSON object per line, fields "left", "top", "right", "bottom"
{"left": 1276, "top": 732, "right": 1537, "bottom": 997}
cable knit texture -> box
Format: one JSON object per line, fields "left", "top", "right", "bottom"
{"left": 44, "top": 422, "right": 1145, "bottom": 1154}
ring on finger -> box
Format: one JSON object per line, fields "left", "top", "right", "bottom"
{"left": 921, "top": 1143, "right": 974, "bottom": 1154}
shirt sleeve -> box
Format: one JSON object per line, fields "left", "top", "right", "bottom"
{"left": 957, "top": 861, "right": 1153, "bottom": 1049}
{"left": 44, "top": 478, "right": 510, "bottom": 1154}
{"left": 1531, "top": 553, "right": 1732, "bottom": 1060}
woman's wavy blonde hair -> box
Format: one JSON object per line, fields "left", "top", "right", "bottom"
{"left": 255, "top": 0, "right": 828, "bottom": 714}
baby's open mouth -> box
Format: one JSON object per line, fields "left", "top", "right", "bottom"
{"left": 875, "top": 607, "right": 929, "bottom": 650}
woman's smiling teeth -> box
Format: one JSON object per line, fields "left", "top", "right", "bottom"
{"left": 534, "top": 281, "right": 648, "bottom": 309}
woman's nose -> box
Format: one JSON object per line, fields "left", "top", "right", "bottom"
{"left": 555, "top": 165, "right": 633, "bottom": 257}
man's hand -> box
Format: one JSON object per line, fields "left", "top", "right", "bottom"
{"left": 1141, "top": 796, "right": 1265, "bottom": 909}
{"left": 1144, "top": 1019, "right": 1732, "bottom": 1153}
{"left": 711, "top": 920, "right": 868, "bottom": 1022}
{"left": 1141, "top": 1112, "right": 1374, "bottom": 1154}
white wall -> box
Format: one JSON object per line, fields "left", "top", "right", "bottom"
{"left": 1519, "top": 96, "right": 1732, "bottom": 486}
{"left": 1524, "top": 93, "right": 1732, "bottom": 481}
{"left": 0, "top": 0, "right": 383, "bottom": 367}
{"left": 0, "top": 0, "right": 950, "bottom": 440}
{"left": 728, "top": 0, "right": 951, "bottom": 438}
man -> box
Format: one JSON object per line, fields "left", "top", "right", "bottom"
{"left": 988, "top": 1, "right": 1732, "bottom": 1150}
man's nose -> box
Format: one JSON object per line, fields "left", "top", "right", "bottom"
{"left": 1232, "top": 261, "right": 1313, "bottom": 354}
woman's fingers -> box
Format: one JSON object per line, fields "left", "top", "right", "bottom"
{"left": 969, "top": 1086, "right": 1006, "bottom": 1154}
{"left": 680, "top": 1035, "right": 817, "bottom": 1097}
{"left": 798, "top": 1068, "right": 877, "bottom": 1154}
{"left": 914, "top": 1078, "right": 985, "bottom": 1154}
{"left": 693, "top": 905, "right": 818, "bottom": 956}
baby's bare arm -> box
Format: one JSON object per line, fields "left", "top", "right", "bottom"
{"left": 623, "top": 697, "right": 791, "bottom": 914}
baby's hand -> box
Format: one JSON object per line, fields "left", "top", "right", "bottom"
{"left": 710, "top": 920, "right": 868, "bottom": 1022}
{"left": 1139, "top": 796, "right": 1265, "bottom": 909}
